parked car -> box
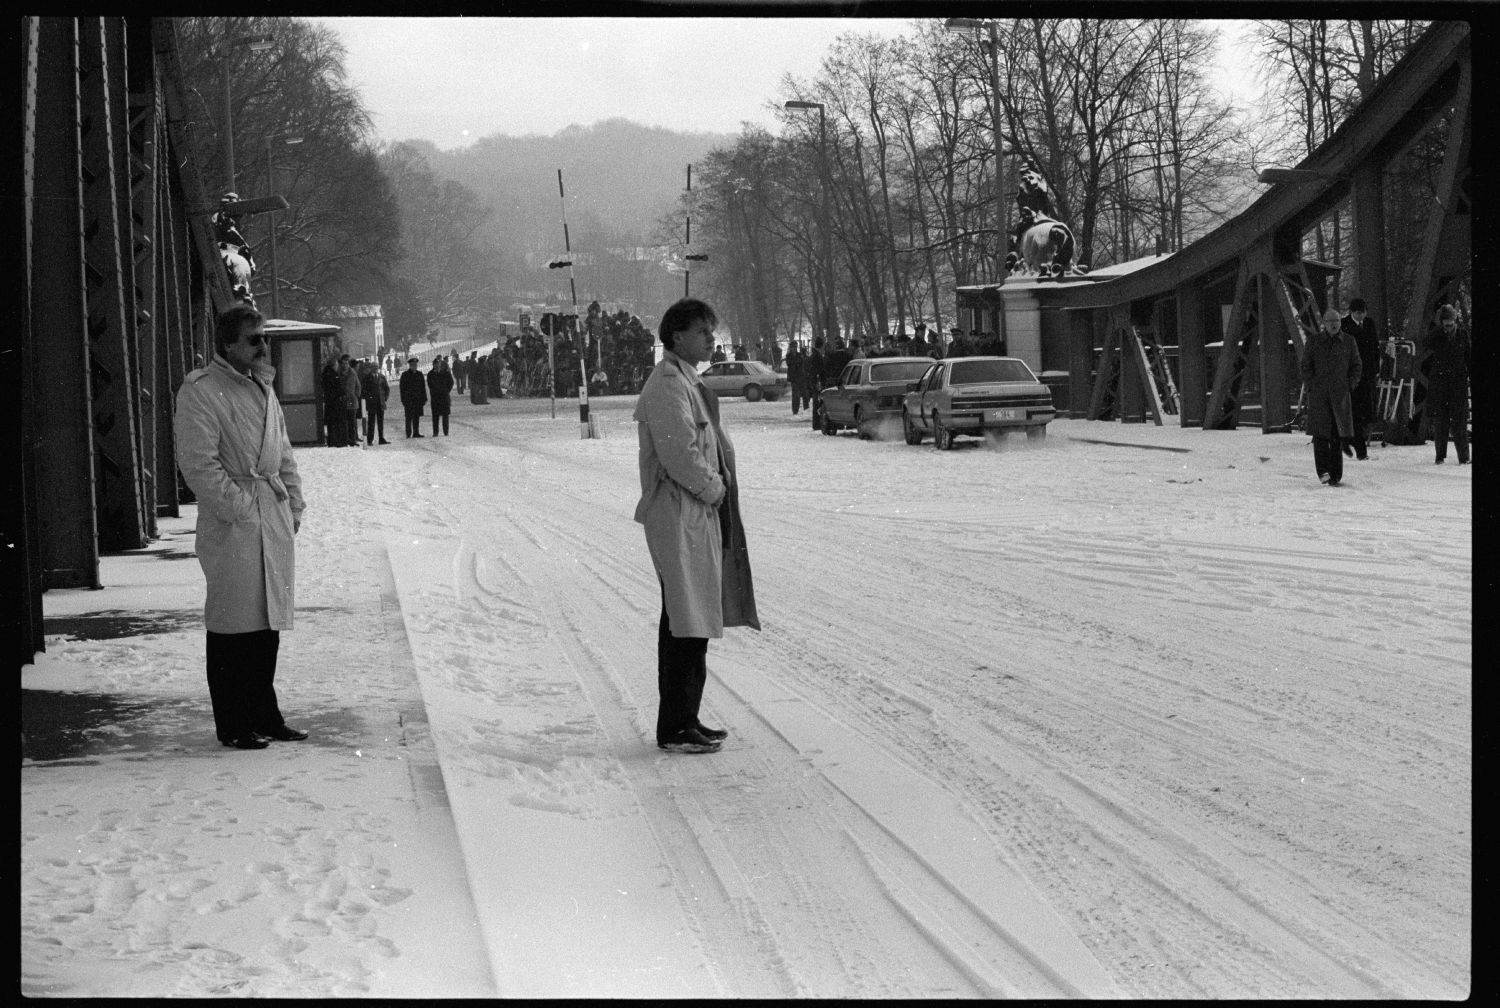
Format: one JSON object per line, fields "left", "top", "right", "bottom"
{"left": 818, "top": 356, "right": 937, "bottom": 439}
{"left": 700, "top": 360, "right": 788, "bottom": 401}
{"left": 902, "top": 356, "right": 1055, "bottom": 449}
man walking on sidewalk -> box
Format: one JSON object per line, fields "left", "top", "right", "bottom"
{"left": 633, "top": 298, "right": 760, "bottom": 754}
{"left": 174, "top": 304, "right": 310, "bottom": 750}
{"left": 1300, "top": 308, "right": 1362, "bottom": 487}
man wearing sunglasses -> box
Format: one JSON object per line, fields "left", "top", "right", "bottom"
{"left": 174, "top": 304, "right": 309, "bottom": 750}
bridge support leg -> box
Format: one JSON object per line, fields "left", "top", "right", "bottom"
{"left": 33, "top": 17, "right": 102, "bottom": 589}
{"left": 1176, "top": 282, "right": 1207, "bottom": 427}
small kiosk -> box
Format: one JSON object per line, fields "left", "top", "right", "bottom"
{"left": 264, "top": 318, "right": 343, "bottom": 446}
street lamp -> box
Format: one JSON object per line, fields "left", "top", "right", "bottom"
{"left": 264, "top": 135, "right": 302, "bottom": 319}
{"left": 945, "top": 18, "right": 1007, "bottom": 281}
{"left": 784, "top": 100, "right": 837, "bottom": 345}
{"left": 219, "top": 33, "right": 275, "bottom": 193}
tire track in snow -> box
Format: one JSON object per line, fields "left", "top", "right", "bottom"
{"left": 420, "top": 432, "right": 1115, "bottom": 997}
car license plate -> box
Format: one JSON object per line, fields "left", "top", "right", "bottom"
{"left": 985, "top": 408, "right": 1022, "bottom": 422}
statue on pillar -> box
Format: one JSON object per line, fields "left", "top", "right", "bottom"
{"left": 1005, "top": 164, "right": 1088, "bottom": 280}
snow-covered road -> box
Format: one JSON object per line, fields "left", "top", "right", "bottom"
{"left": 378, "top": 394, "right": 1470, "bottom": 998}
{"left": 22, "top": 391, "right": 1471, "bottom": 997}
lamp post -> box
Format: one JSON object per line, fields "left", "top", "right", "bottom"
{"left": 218, "top": 33, "right": 275, "bottom": 193}
{"left": 785, "top": 100, "right": 837, "bottom": 345}
{"left": 264, "top": 135, "right": 302, "bottom": 319}
{"left": 1255, "top": 167, "right": 1347, "bottom": 185}
{"left": 945, "top": 18, "right": 1007, "bottom": 281}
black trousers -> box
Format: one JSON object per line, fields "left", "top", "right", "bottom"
{"left": 325, "top": 402, "right": 345, "bottom": 446}
{"left": 656, "top": 598, "right": 709, "bottom": 743}
{"left": 1312, "top": 437, "right": 1345, "bottom": 483}
{"left": 1351, "top": 381, "right": 1376, "bottom": 449}
{"left": 791, "top": 385, "right": 808, "bottom": 414}
{"left": 206, "top": 629, "right": 286, "bottom": 741}
{"left": 1428, "top": 390, "right": 1470, "bottom": 462}
{"left": 364, "top": 406, "right": 385, "bottom": 443}
{"left": 432, "top": 409, "right": 449, "bottom": 435}
{"left": 405, "top": 407, "right": 424, "bottom": 437}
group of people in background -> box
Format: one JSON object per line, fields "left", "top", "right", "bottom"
{"left": 1300, "top": 298, "right": 1470, "bottom": 485}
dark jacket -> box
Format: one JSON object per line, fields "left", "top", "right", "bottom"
{"left": 1424, "top": 325, "right": 1470, "bottom": 404}
{"left": 321, "top": 363, "right": 342, "bottom": 405}
{"left": 427, "top": 368, "right": 455, "bottom": 413}
{"left": 361, "top": 369, "right": 389, "bottom": 409}
{"left": 1299, "top": 327, "right": 1361, "bottom": 439}
{"left": 1341, "top": 314, "right": 1380, "bottom": 395}
{"left": 400, "top": 368, "right": 427, "bottom": 410}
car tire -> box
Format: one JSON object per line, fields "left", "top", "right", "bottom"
{"left": 1027, "top": 424, "right": 1047, "bottom": 441}
{"left": 854, "top": 406, "right": 872, "bottom": 440}
{"left": 933, "top": 412, "right": 954, "bottom": 450}
{"left": 903, "top": 409, "right": 923, "bottom": 445}
{"left": 744, "top": 384, "right": 763, "bottom": 402}
{"left": 821, "top": 410, "right": 838, "bottom": 436}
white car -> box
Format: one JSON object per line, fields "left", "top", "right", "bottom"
{"left": 700, "top": 360, "right": 788, "bottom": 402}
{"left": 902, "top": 356, "right": 1055, "bottom": 449}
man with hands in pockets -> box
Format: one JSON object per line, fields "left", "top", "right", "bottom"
{"left": 175, "top": 304, "right": 309, "bottom": 750}
{"left": 633, "top": 299, "right": 760, "bottom": 754}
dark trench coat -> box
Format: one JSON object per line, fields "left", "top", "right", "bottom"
{"left": 1299, "top": 329, "right": 1362, "bottom": 439}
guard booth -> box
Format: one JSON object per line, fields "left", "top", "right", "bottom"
{"left": 265, "top": 318, "right": 342, "bottom": 446}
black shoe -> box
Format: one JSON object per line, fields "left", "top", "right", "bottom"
{"left": 1459, "top": 458, "right": 1470, "bottom": 465}
{"left": 379, "top": 439, "right": 391, "bottom": 445}
{"left": 414, "top": 433, "right": 425, "bottom": 438}
{"left": 1435, "top": 458, "right": 1444, "bottom": 464}
{"left": 260, "top": 725, "right": 308, "bottom": 741}
{"left": 1328, "top": 477, "right": 1341, "bottom": 486}
{"left": 1342, "top": 442, "right": 1354, "bottom": 458}
{"left": 222, "top": 735, "right": 269, "bottom": 750}
{"left": 657, "top": 728, "right": 721, "bottom": 754}
{"left": 695, "top": 722, "right": 728, "bottom": 742}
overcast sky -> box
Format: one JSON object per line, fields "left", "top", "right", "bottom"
{"left": 313, "top": 17, "right": 1260, "bottom": 150}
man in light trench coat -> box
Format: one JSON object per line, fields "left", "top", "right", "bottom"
{"left": 175, "top": 304, "right": 309, "bottom": 749}
{"left": 633, "top": 299, "right": 760, "bottom": 754}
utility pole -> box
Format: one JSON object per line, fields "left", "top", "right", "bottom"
{"left": 556, "top": 169, "right": 592, "bottom": 437}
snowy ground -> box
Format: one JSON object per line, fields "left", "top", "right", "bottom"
{"left": 21, "top": 391, "right": 1471, "bottom": 998}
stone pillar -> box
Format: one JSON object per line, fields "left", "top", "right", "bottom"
{"left": 999, "top": 281, "right": 1042, "bottom": 372}
{"left": 1067, "top": 310, "right": 1094, "bottom": 419}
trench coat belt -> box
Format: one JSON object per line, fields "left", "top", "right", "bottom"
{"left": 229, "top": 471, "right": 290, "bottom": 502}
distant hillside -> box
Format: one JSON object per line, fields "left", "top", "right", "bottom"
{"left": 413, "top": 118, "right": 737, "bottom": 263}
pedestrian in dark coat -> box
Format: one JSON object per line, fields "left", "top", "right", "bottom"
{"left": 1425, "top": 304, "right": 1470, "bottom": 464}
{"left": 1341, "top": 298, "right": 1380, "bottom": 459}
{"left": 360, "top": 361, "right": 391, "bottom": 445}
{"left": 427, "top": 356, "right": 455, "bottom": 436}
{"left": 399, "top": 357, "right": 427, "bottom": 438}
{"left": 338, "top": 355, "right": 362, "bottom": 448}
{"left": 453, "top": 354, "right": 468, "bottom": 395}
{"left": 321, "top": 359, "right": 346, "bottom": 446}
{"left": 1300, "top": 308, "right": 1362, "bottom": 486}
{"left": 633, "top": 298, "right": 759, "bottom": 755}
{"left": 806, "top": 338, "right": 829, "bottom": 430}
{"left": 469, "top": 354, "right": 489, "bottom": 404}
{"left": 786, "top": 345, "right": 806, "bottom": 415}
